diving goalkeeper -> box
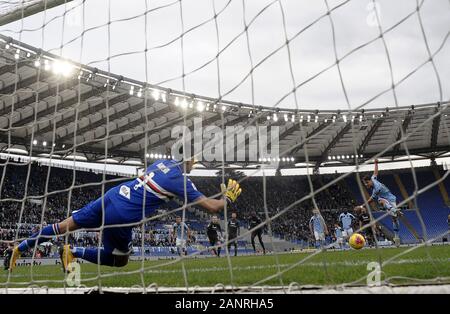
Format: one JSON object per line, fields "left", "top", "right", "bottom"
{"left": 9, "top": 152, "right": 242, "bottom": 271}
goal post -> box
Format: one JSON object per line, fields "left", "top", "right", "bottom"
{"left": 0, "top": 0, "right": 74, "bottom": 27}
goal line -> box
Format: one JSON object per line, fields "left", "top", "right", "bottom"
{"left": 2, "top": 284, "right": 450, "bottom": 294}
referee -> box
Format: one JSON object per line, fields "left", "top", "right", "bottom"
{"left": 3, "top": 244, "right": 13, "bottom": 271}
{"left": 249, "top": 211, "right": 266, "bottom": 254}
{"left": 207, "top": 216, "right": 223, "bottom": 257}
{"left": 354, "top": 206, "right": 376, "bottom": 246}
{"left": 227, "top": 212, "right": 240, "bottom": 256}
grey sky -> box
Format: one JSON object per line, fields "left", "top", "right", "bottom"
{"left": 1, "top": 0, "right": 449, "bottom": 111}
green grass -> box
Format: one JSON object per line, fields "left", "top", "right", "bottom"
{"left": 1, "top": 245, "right": 449, "bottom": 289}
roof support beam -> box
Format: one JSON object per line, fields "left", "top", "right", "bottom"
{"left": 358, "top": 118, "right": 383, "bottom": 156}
{"left": 315, "top": 122, "right": 352, "bottom": 169}
{"left": 391, "top": 113, "right": 413, "bottom": 160}
{"left": 267, "top": 121, "right": 299, "bottom": 153}
{"left": 430, "top": 107, "right": 441, "bottom": 151}
{"left": 290, "top": 121, "right": 330, "bottom": 156}
{"left": 208, "top": 114, "right": 266, "bottom": 162}
{"left": 267, "top": 121, "right": 302, "bottom": 171}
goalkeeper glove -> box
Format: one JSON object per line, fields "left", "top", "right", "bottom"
{"left": 221, "top": 179, "right": 242, "bottom": 203}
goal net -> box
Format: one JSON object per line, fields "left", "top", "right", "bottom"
{"left": 0, "top": 0, "right": 449, "bottom": 294}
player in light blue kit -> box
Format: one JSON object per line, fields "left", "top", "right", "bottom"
{"left": 173, "top": 216, "right": 190, "bottom": 256}
{"left": 359, "top": 159, "right": 402, "bottom": 246}
{"left": 309, "top": 209, "right": 329, "bottom": 248}
{"left": 338, "top": 211, "right": 356, "bottom": 239}
{"left": 9, "top": 151, "right": 242, "bottom": 271}
{"left": 333, "top": 223, "right": 344, "bottom": 249}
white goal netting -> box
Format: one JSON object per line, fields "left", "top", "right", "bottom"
{"left": 0, "top": 0, "right": 449, "bottom": 294}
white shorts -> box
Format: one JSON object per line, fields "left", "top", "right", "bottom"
{"left": 342, "top": 228, "right": 353, "bottom": 238}
{"left": 176, "top": 238, "right": 186, "bottom": 248}
{"left": 389, "top": 202, "right": 398, "bottom": 216}
{"left": 378, "top": 198, "right": 398, "bottom": 215}
{"left": 314, "top": 231, "right": 325, "bottom": 241}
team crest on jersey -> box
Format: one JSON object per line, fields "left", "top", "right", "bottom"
{"left": 157, "top": 162, "right": 170, "bottom": 174}
{"left": 119, "top": 185, "right": 131, "bottom": 200}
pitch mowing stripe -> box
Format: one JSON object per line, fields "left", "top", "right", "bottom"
{"left": 2, "top": 257, "right": 448, "bottom": 278}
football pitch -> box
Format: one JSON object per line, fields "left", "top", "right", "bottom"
{"left": 1, "top": 245, "right": 449, "bottom": 289}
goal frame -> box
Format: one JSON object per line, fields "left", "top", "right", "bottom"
{"left": 0, "top": 0, "right": 74, "bottom": 27}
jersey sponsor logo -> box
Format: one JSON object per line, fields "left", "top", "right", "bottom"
{"left": 119, "top": 185, "right": 131, "bottom": 200}
{"left": 157, "top": 162, "right": 170, "bottom": 174}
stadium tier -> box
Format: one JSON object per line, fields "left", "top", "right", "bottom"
{"left": 1, "top": 162, "right": 449, "bottom": 256}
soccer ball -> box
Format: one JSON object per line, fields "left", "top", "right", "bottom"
{"left": 349, "top": 233, "right": 366, "bottom": 250}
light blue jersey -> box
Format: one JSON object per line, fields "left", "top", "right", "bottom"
{"left": 339, "top": 212, "right": 355, "bottom": 230}
{"left": 310, "top": 215, "right": 325, "bottom": 233}
{"left": 335, "top": 227, "right": 343, "bottom": 238}
{"left": 173, "top": 222, "right": 189, "bottom": 239}
{"left": 371, "top": 175, "right": 396, "bottom": 204}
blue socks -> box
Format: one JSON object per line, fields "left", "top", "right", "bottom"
{"left": 18, "top": 224, "right": 61, "bottom": 252}
{"left": 17, "top": 225, "right": 123, "bottom": 267}
{"left": 72, "top": 247, "right": 115, "bottom": 266}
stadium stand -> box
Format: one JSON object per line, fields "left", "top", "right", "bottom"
{"left": 0, "top": 162, "right": 449, "bottom": 256}
{"left": 348, "top": 168, "right": 450, "bottom": 244}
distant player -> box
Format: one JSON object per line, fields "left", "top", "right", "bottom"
{"left": 207, "top": 216, "right": 223, "bottom": 257}
{"left": 9, "top": 149, "right": 242, "bottom": 271}
{"left": 3, "top": 244, "right": 13, "bottom": 271}
{"left": 227, "top": 212, "right": 240, "bottom": 256}
{"left": 172, "top": 216, "right": 190, "bottom": 256}
{"left": 333, "top": 223, "right": 344, "bottom": 249}
{"left": 248, "top": 211, "right": 266, "bottom": 255}
{"left": 360, "top": 159, "right": 401, "bottom": 246}
{"left": 338, "top": 210, "right": 356, "bottom": 239}
{"left": 309, "top": 209, "right": 328, "bottom": 248}
{"left": 354, "top": 206, "right": 376, "bottom": 246}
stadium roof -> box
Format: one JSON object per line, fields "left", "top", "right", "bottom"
{"left": 0, "top": 34, "right": 449, "bottom": 170}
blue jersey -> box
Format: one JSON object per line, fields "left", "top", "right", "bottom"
{"left": 72, "top": 159, "right": 204, "bottom": 254}
{"left": 339, "top": 212, "right": 355, "bottom": 230}
{"left": 310, "top": 215, "right": 325, "bottom": 233}
{"left": 105, "top": 159, "right": 204, "bottom": 223}
{"left": 370, "top": 175, "right": 396, "bottom": 204}
{"left": 173, "top": 222, "right": 189, "bottom": 239}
